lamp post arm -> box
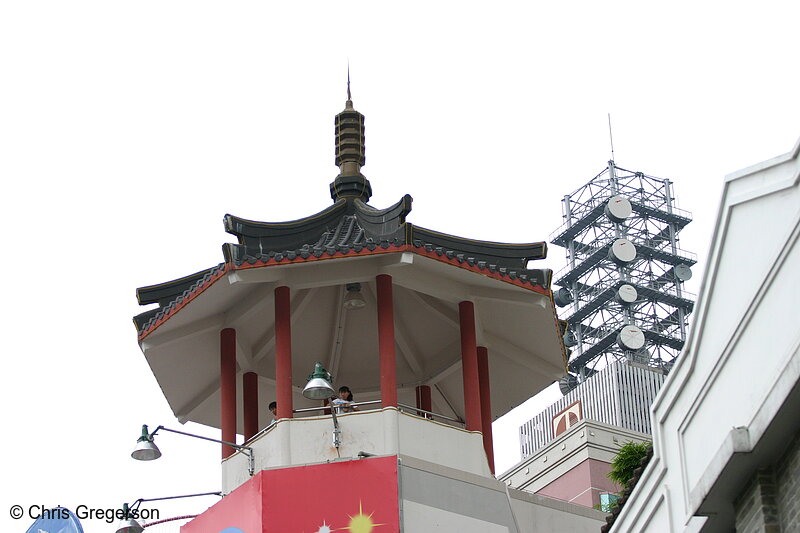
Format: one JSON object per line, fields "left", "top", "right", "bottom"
{"left": 153, "top": 426, "right": 251, "bottom": 453}
{"left": 147, "top": 425, "right": 255, "bottom": 476}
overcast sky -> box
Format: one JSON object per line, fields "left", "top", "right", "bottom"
{"left": 1, "top": 2, "right": 798, "bottom": 532}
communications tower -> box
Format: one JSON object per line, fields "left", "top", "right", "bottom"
{"left": 550, "top": 161, "right": 695, "bottom": 388}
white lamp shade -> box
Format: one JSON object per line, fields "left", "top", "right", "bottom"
{"left": 115, "top": 518, "right": 144, "bottom": 533}
{"left": 131, "top": 439, "right": 162, "bottom": 461}
{"left": 343, "top": 290, "right": 366, "bottom": 310}
{"left": 303, "top": 377, "right": 335, "bottom": 400}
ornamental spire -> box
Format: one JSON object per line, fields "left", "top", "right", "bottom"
{"left": 347, "top": 63, "right": 352, "bottom": 102}
{"left": 330, "top": 68, "right": 371, "bottom": 202}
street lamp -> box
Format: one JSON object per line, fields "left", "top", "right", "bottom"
{"left": 343, "top": 283, "right": 366, "bottom": 310}
{"left": 302, "top": 362, "right": 341, "bottom": 450}
{"left": 114, "top": 492, "right": 221, "bottom": 533}
{"left": 131, "top": 424, "right": 255, "bottom": 476}
{"left": 302, "top": 362, "right": 335, "bottom": 400}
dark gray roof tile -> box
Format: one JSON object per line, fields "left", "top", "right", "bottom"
{"left": 136, "top": 194, "right": 551, "bottom": 336}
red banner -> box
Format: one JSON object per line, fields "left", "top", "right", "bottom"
{"left": 182, "top": 455, "right": 399, "bottom": 533}
{"left": 264, "top": 455, "right": 399, "bottom": 533}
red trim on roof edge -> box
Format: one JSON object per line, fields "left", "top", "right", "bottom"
{"left": 138, "top": 245, "right": 549, "bottom": 341}
{"left": 137, "top": 264, "right": 230, "bottom": 341}
{"left": 411, "top": 246, "right": 549, "bottom": 296}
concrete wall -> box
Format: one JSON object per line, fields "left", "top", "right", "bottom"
{"left": 508, "top": 487, "right": 608, "bottom": 533}
{"left": 536, "top": 458, "right": 618, "bottom": 507}
{"left": 399, "top": 455, "right": 606, "bottom": 533}
{"left": 222, "top": 407, "right": 489, "bottom": 493}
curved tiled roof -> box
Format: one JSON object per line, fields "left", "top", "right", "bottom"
{"left": 134, "top": 194, "right": 552, "bottom": 339}
{"left": 134, "top": 263, "right": 228, "bottom": 335}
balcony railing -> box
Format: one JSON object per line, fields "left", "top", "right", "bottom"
{"left": 244, "top": 400, "right": 465, "bottom": 448}
{"left": 225, "top": 407, "right": 488, "bottom": 494}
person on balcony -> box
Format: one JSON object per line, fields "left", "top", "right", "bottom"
{"left": 331, "top": 386, "right": 358, "bottom": 414}
{"left": 268, "top": 401, "right": 277, "bottom": 426}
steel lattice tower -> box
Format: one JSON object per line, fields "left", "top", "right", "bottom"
{"left": 551, "top": 161, "right": 696, "bottom": 386}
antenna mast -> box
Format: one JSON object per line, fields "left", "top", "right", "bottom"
{"left": 608, "top": 113, "right": 615, "bottom": 162}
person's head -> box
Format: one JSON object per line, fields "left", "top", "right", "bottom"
{"left": 338, "top": 386, "right": 353, "bottom": 401}
{"left": 268, "top": 401, "right": 277, "bottom": 416}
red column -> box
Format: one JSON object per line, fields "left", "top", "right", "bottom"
{"left": 477, "top": 346, "right": 495, "bottom": 474}
{"left": 243, "top": 371, "right": 258, "bottom": 441}
{"left": 275, "top": 286, "right": 293, "bottom": 419}
{"left": 377, "top": 274, "right": 398, "bottom": 408}
{"left": 415, "top": 385, "right": 432, "bottom": 418}
{"left": 220, "top": 328, "right": 237, "bottom": 459}
{"left": 459, "top": 301, "right": 481, "bottom": 432}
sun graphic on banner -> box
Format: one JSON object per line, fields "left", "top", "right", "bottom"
{"left": 340, "top": 501, "right": 385, "bottom": 533}
{"left": 313, "top": 521, "right": 333, "bottom": 533}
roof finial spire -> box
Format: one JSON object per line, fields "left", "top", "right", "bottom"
{"left": 347, "top": 61, "right": 352, "bottom": 102}
{"left": 331, "top": 63, "right": 371, "bottom": 202}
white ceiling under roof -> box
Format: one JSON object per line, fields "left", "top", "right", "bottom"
{"left": 139, "top": 251, "right": 566, "bottom": 433}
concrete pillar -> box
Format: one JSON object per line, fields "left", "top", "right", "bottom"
{"left": 243, "top": 371, "right": 258, "bottom": 441}
{"left": 377, "top": 274, "right": 398, "bottom": 408}
{"left": 477, "top": 346, "right": 495, "bottom": 474}
{"left": 459, "top": 301, "right": 481, "bottom": 432}
{"left": 220, "top": 328, "right": 237, "bottom": 458}
{"left": 275, "top": 286, "right": 293, "bottom": 419}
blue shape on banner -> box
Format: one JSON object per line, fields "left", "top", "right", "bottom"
{"left": 219, "top": 528, "right": 245, "bottom": 533}
{"left": 24, "top": 507, "right": 84, "bottom": 533}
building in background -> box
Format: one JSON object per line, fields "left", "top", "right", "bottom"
{"left": 607, "top": 139, "right": 800, "bottom": 532}
{"left": 518, "top": 361, "right": 665, "bottom": 458}
{"left": 501, "top": 361, "right": 659, "bottom": 508}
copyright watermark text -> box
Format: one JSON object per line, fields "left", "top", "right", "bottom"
{"left": 9, "top": 504, "right": 160, "bottom": 523}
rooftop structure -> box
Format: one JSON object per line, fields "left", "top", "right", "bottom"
{"left": 502, "top": 418, "right": 650, "bottom": 509}
{"left": 551, "top": 162, "right": 696, "bottom": 381}
{"left": 519, "top": 361, "right": 665, "bottom": 459}
{"left": 131, "top": 84, "right": 605, "bottom": 532}
{"left": 501, "top": 361, "right": 662, "bottom": 510}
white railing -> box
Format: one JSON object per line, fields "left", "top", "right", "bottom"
{"left": 224, "top": 407, "right": 488, "bottom": 494}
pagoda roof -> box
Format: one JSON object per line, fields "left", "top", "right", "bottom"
{"left": 132, "top": 92, "right": 566, "bottom": 430}
{"left": 135, "top": 195, "right": 550, "bottom": 339}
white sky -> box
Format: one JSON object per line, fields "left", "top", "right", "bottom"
{"left": 1, "top": 2, "right": 798, "bottom": 532}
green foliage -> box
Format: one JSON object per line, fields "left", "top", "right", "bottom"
{"left": 608, "top": 441, "right": 651, "bottom": 488}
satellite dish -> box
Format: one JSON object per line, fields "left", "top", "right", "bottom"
{"left": 616, "top": 284, "right": 638, "bottom": 305}
{"left": 604, "top": 195, "right": 632, "bottom": 223}
{"left": 674, "top": 263, "right": 693, "bottom": 281}
{"left": 553, "top": 287, "right": 573, "bottom": 307}
{"left": 563, "top": 329, "right": 578, "bottom": 347}
{"left": 559, "top": 373, "right": 579, "bottom": 395}
{"left": 608, "top": 238, "right": 637, "bottom": 264}
{"left": 617, "top": 325, "right": 645, "bottom": 351}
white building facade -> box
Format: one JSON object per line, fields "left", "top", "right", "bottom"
{"left": 609, "top": 138, "right": 800, "bottom": 533}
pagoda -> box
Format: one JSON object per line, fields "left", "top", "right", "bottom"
{"left": 131, "top": 83, "right": 605, "bottom": 532}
